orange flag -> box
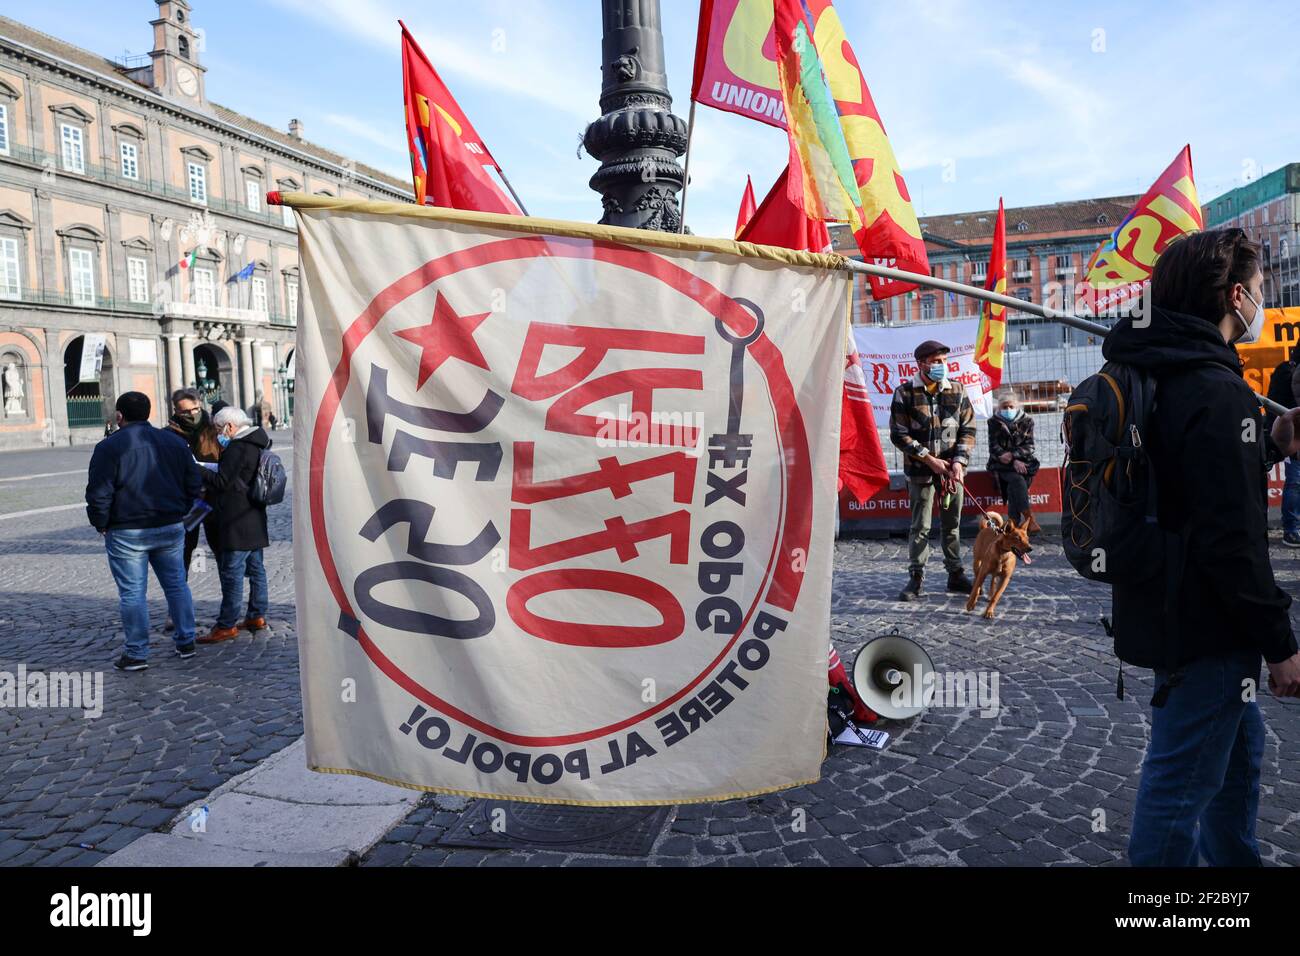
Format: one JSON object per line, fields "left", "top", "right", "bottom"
{"left": 974, "top": 198, "right": 1007, "bottom": 393}
{"left": 401, "top": 22, "right": 519, "bottom": 214}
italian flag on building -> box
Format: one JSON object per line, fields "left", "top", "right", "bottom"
{"left": 178, "top": 249, "right": 197, "bottom": 270}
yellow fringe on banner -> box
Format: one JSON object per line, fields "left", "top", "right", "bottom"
{"left": 272, "top": 192, "right": 849, "bottom": 274}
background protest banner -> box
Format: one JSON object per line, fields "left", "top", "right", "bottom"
{"left": 852, "top": 318, "right": 994, "bottom": 426}
{"left": 1236, "top": 307, "right": 1300, "bottom": 398}
{"left": 289, "top": 196, "right": 847, "bottom": 804}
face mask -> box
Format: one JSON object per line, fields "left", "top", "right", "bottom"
{"left": 999, "top": 408, "right": 1017, "bottom": 421}
{"left": 217, "top": 433, "right": 231, "bottom": 448}
{"left": 926, "top": 362, "right": 947, "bottom": 383}
{"left": 174, "top": 409, "right": 203, "bottom": 431}
{"left": 1233, "top": 289, "right": 1265, "bottom": 345}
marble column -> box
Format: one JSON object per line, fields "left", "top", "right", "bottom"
{"left": 238, "top": 336, "right": 255, "bottom": 411}
{"left": 165, "top": 334, "right": 183, "bottom": 395}
{"left": 181, "top": 335, "right": 196, "bottom": 388}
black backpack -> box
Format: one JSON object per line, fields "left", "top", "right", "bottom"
{"left": 249, "top": 449, "right": 287, "bottom": 507}
{"left": 1060, "top": 362, "right": 1165, "bottom": 584}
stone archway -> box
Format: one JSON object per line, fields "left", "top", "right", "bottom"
{"left": 63, "top": 335, "right": 115, "bottom": 430}
{"left": 192, "top": 342, "right": 233, "bottom": 407}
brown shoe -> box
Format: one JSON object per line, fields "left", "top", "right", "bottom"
{"left": 242, "top": 617, "right": 268, "bottom": 631}
{"left": 198, "top": 625, "right": 240, "bottom": 645}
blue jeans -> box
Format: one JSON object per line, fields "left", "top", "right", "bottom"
{"left": 1128, "top": 650, "right": 1265, "bottom": 866}
{"left": 1283, "top": 458, "right": 1300, "bottom": 536}
{"left": 217, "top": 549, "right": 268, "bottom": 628}
{"left": 104, "top": 523, "right": 195, "bottom": 659}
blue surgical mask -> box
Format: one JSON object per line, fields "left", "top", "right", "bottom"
{"left": 926, "top": 362, "right": 947, "bottom": 383}
{"left": 999, "top": 408, "right": 1017, "bottom": 421}
{"left": 217, "top": 434, "right": 231, "bottom": 448}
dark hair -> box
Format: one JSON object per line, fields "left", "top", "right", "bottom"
{"left": 115, "top": 391, "right": 151, "bottom": 422}
{"left": 1149, "top": 227, "right": 1262, "bottom": 323}
{"left": 171, "top": 387, "right": 202, "bottom": 407}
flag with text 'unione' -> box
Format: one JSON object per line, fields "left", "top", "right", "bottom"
{"left": 974, "top": 198, "right": 1007, "bottom": 393}
{"left": 1081, "top": 145, "right": 1202, "bottom": 315}
{"left": 692, "top": 0, "right": 928, "bottom": 299}
{"left": 289, "top": 194, "right": 846, "bottom": 803}
{"left": 400, "top": 22, "right": 519, "bottom": 215}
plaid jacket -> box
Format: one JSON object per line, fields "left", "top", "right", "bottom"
{"left": 986, "top": 412, "right": 1037, "bottom": 470}
{"left": 889, "top": 374, "right": 977, "bottom": 478}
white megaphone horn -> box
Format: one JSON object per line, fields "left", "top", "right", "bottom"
{"left": 851, "top": 630, "right": 935, "bottom": 720}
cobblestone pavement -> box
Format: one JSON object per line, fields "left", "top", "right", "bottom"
{"left": 0, "top": 444, "right": 300, "bottom": 866}
{"left": 362, "top": 534, "right": 1300, "bottom": 868}
{"left": 3, "top": 444, "right": 1298, "bottom": 867}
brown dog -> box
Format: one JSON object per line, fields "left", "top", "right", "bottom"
{"left": 965, "top": 512, "right": 1033, "bottom": 619}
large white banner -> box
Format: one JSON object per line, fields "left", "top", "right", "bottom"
{"left": 292, "top": 200, "right": 846, "bottom": 804}
{"left": 853, "top": 318, "right": 993, "bottom": 426}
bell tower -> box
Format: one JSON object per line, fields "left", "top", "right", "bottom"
{"left": 149, "top": 0, "right": 207, "bottom": 106}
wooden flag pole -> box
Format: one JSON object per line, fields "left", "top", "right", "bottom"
{"left": 841, "top": 258, "right": 1289, "bottom": 415}
{"left": 677, "top": 100, "right": 697, "bottom": 234}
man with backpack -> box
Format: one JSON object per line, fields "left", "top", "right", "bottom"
{"left": 199, "top": 407, "right": 274, "bottom": 643}
{"left": 890, "top": 339, "right": 977, "bottom": 601}
{"left": 1080, "top": 228, "right": 1300, "bottom": 867}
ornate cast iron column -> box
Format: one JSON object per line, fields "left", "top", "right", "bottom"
{"left": 583, "top": 0, "right": 690, "bottom": 232}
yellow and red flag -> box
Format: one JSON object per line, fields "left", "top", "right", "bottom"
{"left": 400, "top": 22, "right": 520, "bottom": 215}
{"left": 691, "top": 0, "right": 928, "bottom": 298}
{"left": 974, "top": 198, "right": 1007, "bottom": 393}
{"left": 771, "top": 0, "right": 866, "bottom": 233}
{"left": 1080, "top": 145, "right": 1202, "bottom": 314}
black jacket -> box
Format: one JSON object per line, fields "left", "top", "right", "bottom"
{"left": 1265, "top": 343, "right": 1300, "bottom": 430}
{"left": 1103, "top": 308, "right": 1297, "bottom": 667}
{"left": 86, "top": 421, "right": 202, "bottom": 532}
{"left": 203, "top": 427, "right": 271, "bottom": 551}
{"left": 986, "top": 412, "right": 1038, "bottom": 472}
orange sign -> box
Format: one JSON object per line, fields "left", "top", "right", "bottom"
{"left": 1236, "top": 307, "right": 1300, "bottom": 398}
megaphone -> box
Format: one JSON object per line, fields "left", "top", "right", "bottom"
{"left": 851, "top": 631, "right": 935, "bottom": 720}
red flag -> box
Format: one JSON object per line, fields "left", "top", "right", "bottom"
{"left": 401, "top": 22, "right": 520, "bottom": 215}
{"left": 829, "top": 644, "right": 876, "bottom": 722}
{"left": 735, "top": 175, "right": 758, "bottom": 238}
{"left": 974, "top": 198, "right": 1007, "bottom": 393}
{"left": 840, "top": 328, "right": 889, "bottom": 505}
{"left": 737, "top": 166, "right": 831, "bottom": 252}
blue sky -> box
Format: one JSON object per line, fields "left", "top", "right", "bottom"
{"left": 14, "top": 0, "right": 1300, "bottom": 238}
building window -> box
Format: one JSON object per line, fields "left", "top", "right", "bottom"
{"left": 188, "top": 162, "right": 208, "bottom": 204}
{"left": 246, "top": 180, "right": 260, "bottom": 212}
{"left": 0, "top": 236, "right": 20, "bottom": 299}
{"left": 60, "top": 124, "right": 85, "bottom": 173}
{"left": 0, "top": 103, "right": 9, "bottom": 156}
{"left": 970, "top": 261, "right": 987, "bottom": 283}
{"left": 920, "top": 295, "right": 936, "bottom": 321}
{"left": 251, "top": 275, "right": 268, "bottom": 315}
{"left": 282, "top": 203, "right": 294, "bottom": 229}
{"left": 127, "top": 256, "right": 149, "bottom": 304}
{"left": 178, "top": 35, "right": 190, "bottom": 59}
{"left": 1013, "top": 258, "right": 1032, "bottom": 279}
{"left": 193, "top": 266, "right": 216, "bottom": 306}
{"left": 68, "top": 247, "right": 95, "bottom": 305}
{"left": 286, "top": 278, "right": 299, "bottom": 324}
{"left": 869, "top": 302, "right": 884, "bottom": 324}
{"left": 119, "top": 140, "right": 139, "bottom": 180}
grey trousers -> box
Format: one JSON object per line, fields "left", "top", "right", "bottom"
{"left": 907, "top": 476, "right": 963, "bottom": 574}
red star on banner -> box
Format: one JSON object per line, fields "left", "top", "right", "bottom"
{"left": 394, "top": 292, "right": 491, "bottom": 388}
